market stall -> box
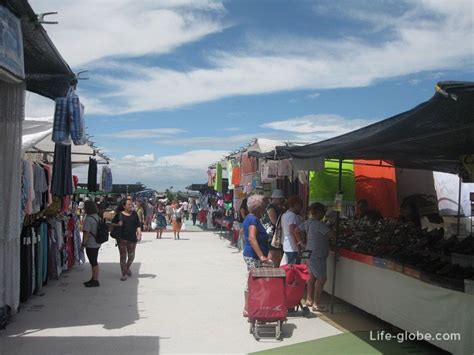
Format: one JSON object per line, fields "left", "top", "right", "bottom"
{"left": 324, "top": 252, "right": 472, "bottom": 354}
{"left": 278, "top": 81, "right": 474, "bottom": 354}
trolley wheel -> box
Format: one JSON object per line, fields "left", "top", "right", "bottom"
{"left": 277, "top": 320, "right": 284, "bottom": 341}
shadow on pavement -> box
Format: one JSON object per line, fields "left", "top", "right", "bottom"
{"left": 3, "top": 263, "right": 142, "bottom": 334}
{"left": 0, "top": 336, "right": 160, "bottom": 355}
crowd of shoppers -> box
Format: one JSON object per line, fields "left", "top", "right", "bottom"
{"left": 241, "top": 189, "right": 335, "bottom": 314}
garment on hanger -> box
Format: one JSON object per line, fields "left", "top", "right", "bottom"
{"left": 101, "top": 166, "right": 113, "bottom": 192}
{"left": 51, "top": 144, "right": 73, "bottom": 196}
{"left": 87, "top": 157, "right": 98, "bottom": 192}
{"left": 52, "top": 97, "right": 71, "bottom": 145}
{"left": 214, "top": 163, "right": 223, "bottom": 192}
{"left": 232, "top": 166, "right": 241, "bottom": 186}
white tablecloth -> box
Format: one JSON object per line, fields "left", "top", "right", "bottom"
{"left": 325, "top": 253, "right": 474, "bottom": 355}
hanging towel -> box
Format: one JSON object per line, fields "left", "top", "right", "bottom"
{"left": 69, "top": 93, "right": 86, "bottom": 145}
{"left": 52, "top": 97, "right": 71, "bottom": 145}
{"left": 214, "top": 163, "right": 223, "bottom": 192}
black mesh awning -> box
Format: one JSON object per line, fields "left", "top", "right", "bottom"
{"left": 279, "top": 81, "right": 474, "bottom": 175}
{"left": 6, "top": 0, "right": 74, "bottom": 99}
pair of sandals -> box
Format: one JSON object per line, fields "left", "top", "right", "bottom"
{"left": 306, "top": 302, "right": 328, "bottom": 312}
{"left": 120, "top": 269, "right": 132, "bottom": 281}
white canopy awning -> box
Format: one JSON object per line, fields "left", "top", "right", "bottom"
{"left": 22, "top": 117, "right": 109, "bottom": 167}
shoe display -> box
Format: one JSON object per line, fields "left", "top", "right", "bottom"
{"left": 335, "top": 217, "right": 474, "bottom": 291}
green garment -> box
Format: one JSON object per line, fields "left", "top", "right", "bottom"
{"left": 309, "top": 160, "right": 356, "bottom": 206}
{"left": 214, "top": 163, "right": 223, "bottom": 192}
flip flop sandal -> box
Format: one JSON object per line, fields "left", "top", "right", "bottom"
{"left": 312, "top": 305, "right": 328, "bottom": 312}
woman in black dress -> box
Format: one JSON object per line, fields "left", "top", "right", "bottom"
{"left": 112, "top": 199, "right": 142, "bottom": 281}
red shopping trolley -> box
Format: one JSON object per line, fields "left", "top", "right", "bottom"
{"left": 247, "top": 266, "right": 287, "bottom": 341}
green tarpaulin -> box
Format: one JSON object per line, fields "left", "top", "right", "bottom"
{"left": 309, "top": 160, "right": 356, "bottom": 206}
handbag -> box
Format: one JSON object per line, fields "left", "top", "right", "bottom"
{"left": 110, "top": 213, "right": 122, "bottom": 239}
{"left": 270, "top": 214, "right": 283, "bottom": 248}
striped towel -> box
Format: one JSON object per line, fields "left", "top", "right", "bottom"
{"left": 52, "top": 97, "right": 70, "bottom": 145}
{"left": 69, "top": 93, "right": 86, "bottom": 145}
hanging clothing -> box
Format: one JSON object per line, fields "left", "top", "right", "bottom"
{"left": 51, "top": 144, "right": 73, "bottom": 196}
{"left": 87, "top": 157, "right": 98, "bottom": 192}
{"left": 52, "top": 97, "right": 71, "bottom": 145}
{"left": 261, "top": 161, "right": 278, "bottom": 181}
{"left": 214, "top": 163, "right": 223, "bottom": 193}
{"left": 277, "top": 160, "right": 293, "bottom": 177}
{"left": 101, "top": 166, "right": 113, "bottom": 192}
{"left": 227, "top": 161, "right": 234, "bottom": 190}
{"left": 0, "top": 80, "right": 24, "bottom": 317}
{"left": 69, "top": 93, "right": 86, "bottom": 145}
{"left": 232, "top": 166, "right": 241, "bottom": 186}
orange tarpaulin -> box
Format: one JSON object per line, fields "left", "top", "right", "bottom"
{"left": 354, "top": 160, "right": 398, "bottom": 218}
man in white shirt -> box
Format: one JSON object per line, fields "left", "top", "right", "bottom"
{"left": 182, "top": 200, "right": 189, "bottom": 220}
{"left": 281, "top": 195, "right": 304, "bottom": 264}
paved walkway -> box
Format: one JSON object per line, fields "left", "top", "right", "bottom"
{"left": 0, "top": 231, "right": 342, "bottom": 355}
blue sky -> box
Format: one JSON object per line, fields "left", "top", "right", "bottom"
{"left": 26, "top": 0, "right": 473, "bottom": 190}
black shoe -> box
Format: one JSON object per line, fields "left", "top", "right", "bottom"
{"left": 83, "top": 278, "right": 93, "bottom": 285}
{"left": 84, "top": 280, "right": 100, "bottom": 287}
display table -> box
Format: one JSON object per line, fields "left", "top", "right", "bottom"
{"left": 324, "top": 252, "right": 473, "bottom": 354}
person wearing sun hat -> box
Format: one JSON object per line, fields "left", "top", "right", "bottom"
{"left": 261, "top": 189, "right": 286, "bottom": 266}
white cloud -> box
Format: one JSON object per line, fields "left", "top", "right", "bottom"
{"left": 262, "top": 114, "right": 375, "bottom": 140}
{"left": 104, "top": 128, "right": 186, "bottom": 139}
{"left": 29, "top": 0, "right": 226, "bottom": 67}
{"left": 156, "top": 133, "right": 266, "bottom": 148}
{"left": 122, "top": 153, "right": 155, "bottom": 162}
{"left": 307, "top": 93, "right": 320, "bottom": 99}
{"left": 86, "top": 0, "right": 472, "bottom": 114}
{"left": 223, "top": 127, "right": 242, "bottom": 132}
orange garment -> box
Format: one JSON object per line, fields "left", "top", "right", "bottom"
{"left": 354, "top": 160, "right": 398, "bottom": 218}
{"left": 232, "top": 166, "right": 241, "bottom": 185}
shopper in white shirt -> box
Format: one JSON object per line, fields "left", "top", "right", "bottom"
{"left": 281, "top": 195, "right": 304, "bottom": 264}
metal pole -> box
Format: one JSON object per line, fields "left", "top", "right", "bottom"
{"left": 457, "top": 177, "right": 462, "bottom": 235}
{"left": 330, "top": 159, "right": 343, "bottom": 314}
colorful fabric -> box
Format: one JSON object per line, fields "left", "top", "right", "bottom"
{"left": 309, "top": 160, "right": 356, "bottom": 207}
{"left": 69, "top": 93, "right": 86, "bottom": 145}
{"left": 241, "top": 153, "right": 257, "bottom": 175}
{"left": 214, "top": 162, "right": 223, "bottom": 192}
{"left": 232, "top": 166, "right": 241, "bottom": 186}
{"left": 354, "top": 160, "right": 398, "bottom": 218}
{"left": 52, "top": 97, "right": 71, "bottom": 145}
